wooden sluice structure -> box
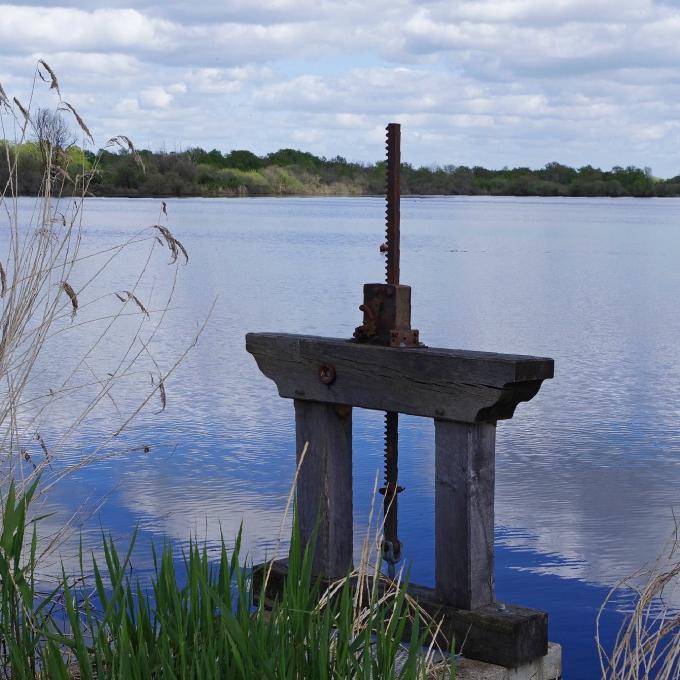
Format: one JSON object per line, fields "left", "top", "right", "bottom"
{"left": 246, "top": 124, "right": 558, "bottom": 676}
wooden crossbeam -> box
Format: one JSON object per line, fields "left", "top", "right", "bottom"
{"left": 246, "top": 333, "right": 553, "bottom": 423}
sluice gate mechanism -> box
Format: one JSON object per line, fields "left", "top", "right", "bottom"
{"left": 246, "top": 124, "right": 558, "bottom": 677}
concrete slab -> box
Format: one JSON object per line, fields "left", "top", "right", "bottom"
{"left": 455, "top": 642, "right": 562, "bottom": 680}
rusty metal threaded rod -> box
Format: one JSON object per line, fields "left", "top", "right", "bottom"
{"left": 383, "top": 123, "right": 402, "bottom": 573}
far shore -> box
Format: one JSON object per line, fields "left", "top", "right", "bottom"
{"left": 4, "top": 141, "right": 679, "bottom": 199}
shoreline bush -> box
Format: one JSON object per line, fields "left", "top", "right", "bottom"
{"left": 3, "top": 139, "right": 679, "bottom": 199}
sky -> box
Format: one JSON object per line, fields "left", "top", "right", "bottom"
{"left": 2, "top": 0, "right": 680, "bottom": 176}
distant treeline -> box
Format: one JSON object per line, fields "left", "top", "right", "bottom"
{"left": 3, "top": 140, "right": 680, "bottom": 198}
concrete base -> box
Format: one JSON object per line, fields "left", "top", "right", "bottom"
{"left": 456, "top": 642, "right": 562, "bottom": 680}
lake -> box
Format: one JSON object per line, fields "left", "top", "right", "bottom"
{"left": 10, "top": 195, "right": 680, "bottom": 678}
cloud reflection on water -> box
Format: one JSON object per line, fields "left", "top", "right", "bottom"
{"left": 9, "top": 195, "right": 680, "bottom": 614}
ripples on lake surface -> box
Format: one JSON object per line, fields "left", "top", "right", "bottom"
{"left": 8, "top": 195, "right": 680, "bottom": 678}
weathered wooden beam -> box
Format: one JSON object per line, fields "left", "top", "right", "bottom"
{"left": 408, "top": 583, "right": 549, "bottom": 669}
{"left": 435, "top": 420, "right": 496, "bottom": 610}
{"left": 294, "top": 400, "right": 353, "bottom": 578}
{"left": 246, "top": 333, "right": 553, "bottom": 423}
{"left": 252, "top": 560, "right": 549, "bottom": 669}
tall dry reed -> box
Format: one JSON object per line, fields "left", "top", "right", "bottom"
{"left": 598, "top": 519, "right": 680, "bottom": 678}
{"left": 258, "top": 444, "right": 454, "bottom": 678}
{"left": 0, "top": 61, "right": 207, "bottom": 549}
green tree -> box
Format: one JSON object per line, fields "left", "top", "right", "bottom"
{"left": 224, "top": 149, "right": 262, "bottom": 171}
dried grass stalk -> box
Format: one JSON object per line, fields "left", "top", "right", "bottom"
{"left": 38, "top": 59, "right": 61, "bottom": 97}
{"left": 158, "top": 376, "right": 166, "bottom": 412}
{"left": 598, "top": 522, "right": 680, "bottom": 679}
{"left": 0, "top": 60, "right": 203, "bottom": 587}
{"left": 107, "top": 135, "right": 146, "bottom": 173}
{"left": 35, "top": 432, "right": 50, "bottom": 460}
{"left": 153, "top": 225, "right": 188, "bottom": 264}
{"left": 59, "top": 102, "right": 94, "bottom": 144}
{"left": 13, "top": 97, "right": 29, "bottom": 123}
{"left": 52, "top": 166, "right": 74, "bottom": 183}
{"left": 259, "top": 459, "right": 454, "bottom": 679}
{"left": 60, "top": 281, "right": 78, "bottom": 319}
{"left": 114, "top": 290, "right": 150, "bottom": 318}
{"left": 0, "top": 262, "right": 6, "bottom": 298}
{"left": 175, "top": 239, "right": 188, "bottom": 263}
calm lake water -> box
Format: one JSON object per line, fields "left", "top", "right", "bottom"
{"left": 10, "top": 195, "right": 680, "bottom": 678}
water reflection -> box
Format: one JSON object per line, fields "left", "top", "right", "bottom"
{"left": 7, "top": 196, "right": 680, "bottom": 678}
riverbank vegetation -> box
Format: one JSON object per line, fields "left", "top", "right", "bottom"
{"left": 0, "top": 479, "right": 451, "bottom": 679}
{"left": 3, "top": 138, "right": 680, "bottom": 199}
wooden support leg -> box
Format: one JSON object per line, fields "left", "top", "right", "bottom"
{"left": 294, "top": 400, "right": 353, "bottom": 578}
{"left": 435, "top": 420, "right": 496, "bottom": 610}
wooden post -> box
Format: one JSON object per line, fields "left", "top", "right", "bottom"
{"left": 294, "top": 400, "right": 353, "bottom": 578}
{"left": 435, "top": 420, "right": 496, "bottom": 610}
{"left": 248, "top": 333, "right": 554, "bottom": 667}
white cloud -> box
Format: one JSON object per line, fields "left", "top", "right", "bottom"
{"left": 1, "top": 0, "right": 680, "bottom": 174}
{"left": 114, "top": 97, "right": 139, "bottom": 115}
{"left": 139, "top": 86, "right": 174, "bottom": 108}
{"left": 167, "top": 83, "right": 186, "bottom": 94}
{"left": 0, "top": 6, "right": 169, "bottom": 53}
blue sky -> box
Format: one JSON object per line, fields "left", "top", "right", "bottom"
{"left": 2, "top": 0, "right": 680, "bottom": 176}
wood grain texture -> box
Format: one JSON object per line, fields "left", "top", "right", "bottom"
{"left": 435, "top": 420, "right": 496, "bottom": 610}
{"left": 294, "top": 400, "right": 353, "bottom": 578}
{"left": 246, "top": 333, "right": 553, "bottom": 423}
{"left": 409, "top": 584, "right": 549, "bottom": 668}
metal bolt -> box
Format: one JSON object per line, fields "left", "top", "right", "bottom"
{"left": 318, "top": 364, "right": 336, "bottom": 385}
